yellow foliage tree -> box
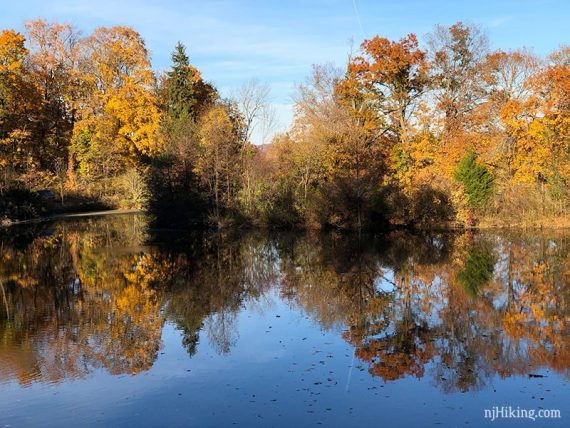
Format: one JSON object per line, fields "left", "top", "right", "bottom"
{"left": 0, "top": 29, "right": 32, "bottom": 173}
{"left": 73, "top": 26, "right": 162, "bottom": 171}
{"left": 195, "top": 104, "right": 245, "bottom": 222}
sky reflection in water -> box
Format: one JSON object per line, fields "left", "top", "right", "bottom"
{"left": 0, "top": 214, "right": 568, "bottom": 427}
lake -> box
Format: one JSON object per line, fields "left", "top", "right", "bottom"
{"left": 0, "top": 214, "right": 568, "bottom": 427}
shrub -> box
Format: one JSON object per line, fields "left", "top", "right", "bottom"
{"left": 453, "top": 151, "right": 494, "bottom": 208}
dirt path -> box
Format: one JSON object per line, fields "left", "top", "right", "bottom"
{"left": 2, "top": 209, "right": 144, "bottom": 227}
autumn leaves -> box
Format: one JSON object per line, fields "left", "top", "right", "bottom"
{"left": 269, "top": 23, "right": 570, "bottom": 228}
{"left": 1, "top": 19, "right": 568, "bottom": 228}
{"left": 0, "top": 22, "right": 162, "bottom": 209}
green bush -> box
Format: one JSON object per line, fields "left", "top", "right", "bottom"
{"left": 454, "top": 151, "right": 494, "bottom": 208}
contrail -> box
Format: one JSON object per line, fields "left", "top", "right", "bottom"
{"left": 352, "top": 0, "right": 365, "bottom": 38}
{"left": 345, "top": 347, "right": 356, "bottom": 392}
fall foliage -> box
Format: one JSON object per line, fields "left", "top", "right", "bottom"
{"left": 0, "top": 19, "right": 569, "bottom": 229}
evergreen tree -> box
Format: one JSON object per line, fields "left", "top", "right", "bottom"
{"left": 166, "top": 42, "right": 198, "bottom": 119}
{"left": 454, "top": 151, "right": 494, "bottom": 208}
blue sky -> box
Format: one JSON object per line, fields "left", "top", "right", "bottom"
{"left": 1, "top": 0, "right": 569, "bottom": 142}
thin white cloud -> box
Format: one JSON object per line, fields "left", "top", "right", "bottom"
{"left": 486, "top": 16, "right": 513, "bottom": 28}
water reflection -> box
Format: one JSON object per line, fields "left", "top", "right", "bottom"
{"left": 0, "top": 216, "right": 568, "bottom": 393}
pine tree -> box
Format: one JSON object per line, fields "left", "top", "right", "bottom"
{"left": 454, "top": 151, "right": 494, "bottom": 208}
{"left": 166, "top": 42, "right": 197, "bottom": 119}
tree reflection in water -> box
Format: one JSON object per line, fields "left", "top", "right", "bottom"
{"left": 0, "top": 215, "right": 568, "bottom": 392}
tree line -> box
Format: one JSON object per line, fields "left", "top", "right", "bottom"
{"left": 1, "top": 20, "right": 568, "bottom": 229}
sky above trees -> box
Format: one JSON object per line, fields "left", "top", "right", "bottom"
{"left": 1, "top": 0, "right": 569, "bottom": 143}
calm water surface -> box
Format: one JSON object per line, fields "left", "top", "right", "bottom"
{"left": 0, "top": 214, "right": 568, "bottom": 427}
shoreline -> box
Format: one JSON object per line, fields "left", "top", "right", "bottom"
{"left": 1, "top": 209, "right": 144, "bottom": 228}
{"left": 3, "top": 209, "right": 570, "bottom": 232}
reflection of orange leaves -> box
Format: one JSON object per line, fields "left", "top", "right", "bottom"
{"left": 0, "top": 341, "right": 41, "bottom": 386}
{"left": 124, "top": 252, "right": 175, "bottom": 289}
{"left": 109, "top": 283, "right": 163, "bottom": 374}
{"left": 356, "top": 342, "right": 434, "bottom": 382}
{"left": 13, "top": 276, "right": 39, "bottom": 288}
{"left": 503, "top": 312, "right": 526, "bottom": 340}
{"left": 352, "top": 323, "right": 435, "bottom": 383}
{"left": 529, "top": 343, "right": 570, "bottom": 374}
{"left": 371, "top": 352, "right": 424, "bottom": 381}
{"left": 501, "top": 255, "right": 568, "bottom": 378}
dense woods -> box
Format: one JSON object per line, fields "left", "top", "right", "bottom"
{"left": 1, "top": 20, "right": 569, "bottom": 229}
